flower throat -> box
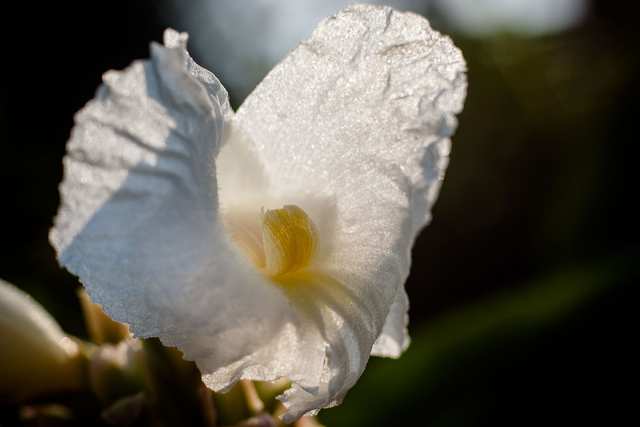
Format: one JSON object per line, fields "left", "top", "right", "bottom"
{"left": 226, "top": 205, "right": 318, "bottom": 279}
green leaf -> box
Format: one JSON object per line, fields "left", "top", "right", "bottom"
{"left": 320, "top": 258, "right": 634, "bottom": 426}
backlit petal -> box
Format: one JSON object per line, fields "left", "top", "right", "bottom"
{"left": 234, "top": 4, "right": 466, "bottom": 419}
{"left": 371, "top": 286, "right": 410, "bottom": 358}
{"left": 50, "top": 30, "right": 292, "bottom": 376}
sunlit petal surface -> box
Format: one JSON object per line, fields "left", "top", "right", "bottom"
{"left": 228, "top": 4, "right": 466, "bottom": 418}
{"left": 50, "top": 30, "right": 293, "bottom": 377}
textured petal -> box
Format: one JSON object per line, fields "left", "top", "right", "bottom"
{"left": 371, "top": 286, "right": 410, "bottom": 358}
{"left": 234, "top": 4, "right": 466, "bottom": 419}
{"left": 50, "top": 30, "right": 293, "bottom": 375}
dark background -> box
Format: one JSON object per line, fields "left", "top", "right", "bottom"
{"left": 0, "top": 1, "right": 637, "bottom": 425}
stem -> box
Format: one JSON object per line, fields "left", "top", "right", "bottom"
{"left": 142, "top": 338, "right": 216, "bottom": 427}
{"left": 240, "top": 380, "right": 265, "bottom": 415}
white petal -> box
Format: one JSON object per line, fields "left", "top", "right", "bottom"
{"left": 371, "top": 286, "right": 410, "bottom": 358}
{"left": 50, "top": 30, "right": 292, "bottom": 373}
{"left": 234, "top": 4, "right": 466, "bottom": 419}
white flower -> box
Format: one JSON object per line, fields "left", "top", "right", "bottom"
{"left": 50, "top": 4, "right": 466, "bottom": 421}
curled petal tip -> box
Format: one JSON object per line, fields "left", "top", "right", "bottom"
{"left": 163, "top": 28, "right": 189, "bottom": 49}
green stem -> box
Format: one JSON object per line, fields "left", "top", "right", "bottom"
{"left": 142, "top": 338, "right": 216, "bottom": 427}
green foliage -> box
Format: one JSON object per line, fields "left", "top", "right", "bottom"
{"left": 321, "top": 259, "right": 633, "bottom": 426}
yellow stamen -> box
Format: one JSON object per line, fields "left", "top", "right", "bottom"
{"left": 261, "top": 205, "right": 318, "bottom": 277}
{"left": 224, "top": 204, "right": 318, "bottom": 280}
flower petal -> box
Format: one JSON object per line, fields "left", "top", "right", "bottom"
{"left": 50, "top": 30, "right": 292, "bottom": 374}
{"left": 234, "top": 4, "right": 466, "bottom": 418}
{"left": 371, "top": 286, "right": 410, "bottom": 358}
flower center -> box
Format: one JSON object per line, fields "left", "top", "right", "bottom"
{"left": 225, "top": 205, "right": 318, "bottom": 278}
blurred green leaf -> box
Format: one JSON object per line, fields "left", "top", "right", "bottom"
{"left": 320, "top": 257, "right": 634, "bottom": 426}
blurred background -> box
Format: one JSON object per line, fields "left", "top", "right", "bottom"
{"left": 0, "top": 0, "right": 637, "bottom": 425}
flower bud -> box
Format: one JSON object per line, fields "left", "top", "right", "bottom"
{"left": 78, "top": 289, "right": 130, "bottom": 344}
{"left": 0, "top": 278, "right": 86, "bottom": 401}
{"left": 89, "top": 339, "right": 145, "bottom": 404}
{"left": 255, "top": 378, "right": 290, "bottom": 412}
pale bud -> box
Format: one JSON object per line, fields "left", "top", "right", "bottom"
{"left": 0, "top": 278, "right": 86, "bottom": 401}
{"left": 89, "top": 339, "right": 144, "bottom": 404}
{"left": 78, "top": 289, "right": 130, "bottom": 344}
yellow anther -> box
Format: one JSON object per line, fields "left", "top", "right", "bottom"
{"left": 261, "top": 205, "right": 318, "bottom": 277}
